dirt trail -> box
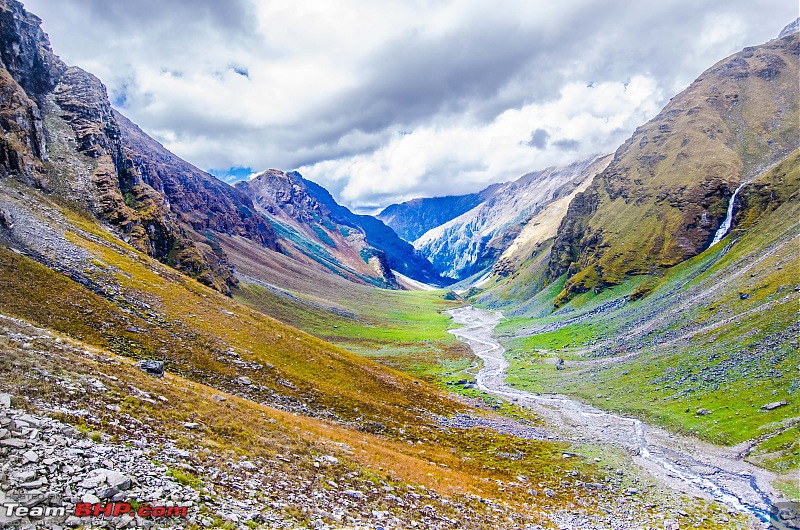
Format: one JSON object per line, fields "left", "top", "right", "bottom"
{"left": 449, "top": 305, "right": 779, "bottom": 524}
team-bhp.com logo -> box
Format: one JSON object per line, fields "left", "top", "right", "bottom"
{"left": 74, "top": 502, "right": 188, "bottom": 518}
{"left": 3, "top": 501, "right": 188, "bottom": 519}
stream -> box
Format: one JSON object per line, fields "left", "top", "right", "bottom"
{"left": 448, "top": 305, "right": 779, "bottom": 523}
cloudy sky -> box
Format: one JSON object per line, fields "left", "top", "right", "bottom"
{"left": 24, "top": 0, "right": 797, "bottom": 212}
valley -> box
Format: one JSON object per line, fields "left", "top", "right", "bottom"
{"left": 0, "top": 0, "right": 797, "bottom": 529}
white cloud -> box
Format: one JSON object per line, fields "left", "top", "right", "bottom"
{"left": 24, "top": 0, "right": 798, "bottom": 209}
{"left": 299, "top": 76, "right": 662, "bottom": 206}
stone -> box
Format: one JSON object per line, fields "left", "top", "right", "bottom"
{"left": 138, "top": 360, "right": 164, "bottom": 377}
{"left": 0, "top": 393, "right": 11, "bottom": 408}
{"left": 237, "top": 376, "right": 252, "bottom": 386}
{"left": 183, "top": 422, "right": 201, "bottom": 430}
{"left": 99, "top": 486, "right": 120, "bottom": 500}
{"left": 0, "top": 438, "right": 27, "bottom": 449}
{"left": 116, "top": 514, "right": 135, "bottom": 528}
{"left": 22, "top": 449, "right": 39, "bottom": 463}
{"left": 696, "top": 408, "right": 712, "bottom": 416}
{"left": 20, "top": 477, "right": 47, "bottom": 489}
{"left": 102, "top": 469, "right": 133, "bottom": 490}
{"left": 343, "top": 489, "right": 365, "bottom": 499}
{"left": 760, "top": 401, "right": 788, "bottom": 411}
{"left": 13, "top": 470, "right": 36, "bottom": 481}
{"left": 82, "top": 493, "right": 101, "bottom": 504}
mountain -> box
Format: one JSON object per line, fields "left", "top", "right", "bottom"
{"left": 0, "top": 1, "right": 278, "bottom": 295}
{"left": 547, "top": 27, "right": 799, "bottom": 304}
{"left": 413, "top": 155, "right": 612, "bottom": 280}
{"left": 778, "top": 17, "right": 799, "bottom": 38}
{"left": 465, "top": 24, "right": 800, "bottom": 500}
{"left": 236, "top": 169, "right": 446, "bottom": 287}
{"left": 0, "top": 0, "right": 442, "bottom": 296}
{"left": 491, "top": 154, "right": 613, "bottom": 279}
{"left": 0, "top": 3, "right": 661, "bottom": 527}
{"left": 377, "top": 187, "right": 498, "bottom": 242}
{"left": 300, "top": 174, "right": 448, "bottom": 286}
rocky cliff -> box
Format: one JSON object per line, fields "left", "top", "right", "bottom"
{"left": 237, "top": 169, "right": 445, "bottom": 287}
{"left": 0, "top": 0, "right": 279, "bottom": 294}
{"left": 548, "top": 28, "right": 799, "bottom": 304}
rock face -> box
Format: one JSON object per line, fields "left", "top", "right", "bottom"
{"left": 548, "top": 29, "right": 800, "bottom": 303}
{"left": 413, "top": 155, "right": 609, "bottom": 280}
{"left": 778, "top": 17, "right": 799, "bottom": 39}
{"left": 0, "top": 0, "right": 65, "bottom": 184}
{"left": 237, "top": 169, "right": 446, "bottom": 287}
{"left": 0, "top": 0, "right": 279, "bottom": 295}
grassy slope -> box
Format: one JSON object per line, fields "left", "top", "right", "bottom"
{"left": 216, "top": 231, "right": 476, "bottom": 384}
{"left": 4, "top": 183, "right": 698, "bottom": 526}
{"left": 1, "top": 315, "right": 612, "bottom": 528}
{"left": 477, "top": 154, "right": 800, "bottom": 498}
{"left": 551, "top": 32, "right": 799, "bottom": 303}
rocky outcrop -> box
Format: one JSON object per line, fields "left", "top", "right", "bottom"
{"left": 0, "top": 0, "right": 280, "bottom": 294}
{"left": 114, "top": 111, "right": 277, "bottom": 249}
{"left": 547, "top": 29, "right": 800, "bottom": 304}
{"left": 0, "top": 0, "right": 65, "bottom": 184}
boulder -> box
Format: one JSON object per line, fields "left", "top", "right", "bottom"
{"left": 138, "top": 360, "right": 164, "bottom": 377}
{"left": 760, "top": 401, "right": 787, "bottom": 411}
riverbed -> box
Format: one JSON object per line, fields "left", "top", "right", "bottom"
{"left": 448, "top": 305, "right": 778, "bottom": 523}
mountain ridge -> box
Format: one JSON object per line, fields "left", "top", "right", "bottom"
{"left": 236, "top": 169, "right": 446, "bottom": 287}
{"left": 412, "top": 155, "right": 611, "bottom": 280}
{"left": 377, "top": 186, "right": 500, "bottom": 243}
{"left": 546, "top": 30, "right": 799, "bottom": 304}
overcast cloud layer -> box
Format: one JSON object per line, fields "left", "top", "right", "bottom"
{"left": 24, "top": 0, "right": 797, "bottom": 211}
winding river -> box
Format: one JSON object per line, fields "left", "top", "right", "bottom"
{"left": 448, "top": 305, "right": 779, "bottom": 523}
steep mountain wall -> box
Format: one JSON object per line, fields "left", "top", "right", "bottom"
{"left": 548, "top": 30, "right": 799, "bottom": 303}
{"left": 0, "top": 0, "right": 279, "bottom": 294}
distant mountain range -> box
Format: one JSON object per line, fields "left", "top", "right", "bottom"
{"left": 377, "top": 188, "right": 497, "bottom": 243}
{"left": 379, "top": 155, "right": 612, "bottom": 281}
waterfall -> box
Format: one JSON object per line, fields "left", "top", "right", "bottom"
{"left": 709, "top": 181, "right": 748, "bottom": 247}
